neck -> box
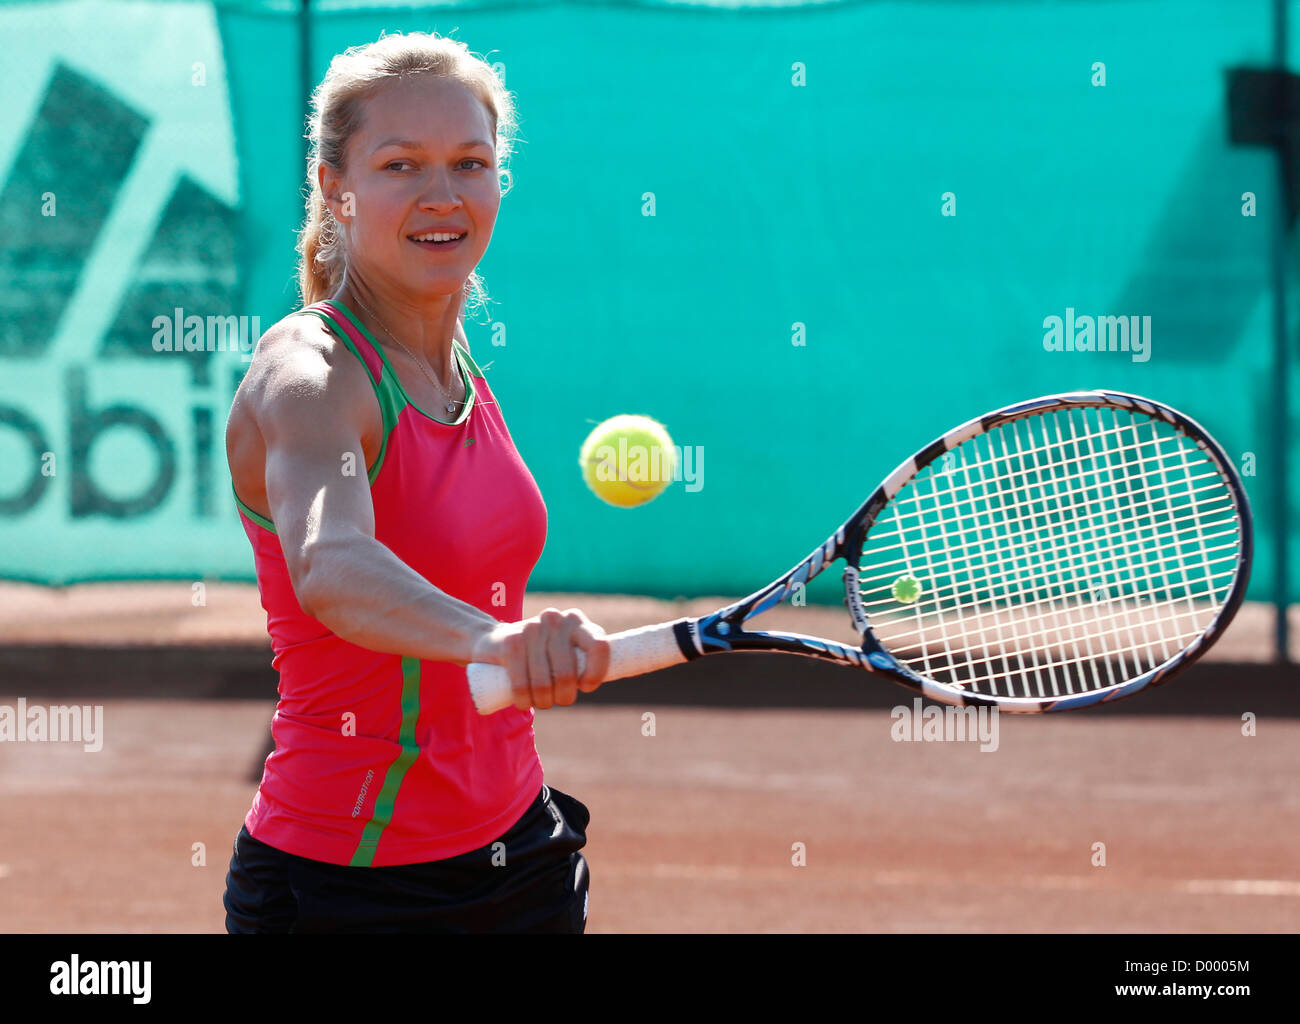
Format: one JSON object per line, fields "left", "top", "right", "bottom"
{"left": 334, "top": 275, "right": 462, "bottom": 376}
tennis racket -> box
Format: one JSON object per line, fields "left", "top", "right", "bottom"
{"left": 467, "top": 390, "right": 1252, "bottom": 715}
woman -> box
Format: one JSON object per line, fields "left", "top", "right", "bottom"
{"left": 222, "top": 30, "right": 609, "bottom": 933}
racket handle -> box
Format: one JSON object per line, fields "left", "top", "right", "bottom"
{"left": 466, "top": 620, "right": 691, "bottom": 715}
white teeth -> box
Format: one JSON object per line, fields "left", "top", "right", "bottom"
{"left": 412, "top": 232, "right": 464, "bottom": 242}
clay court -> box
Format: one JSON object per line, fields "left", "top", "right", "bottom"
{"left": 1, "top": 583, "right": 1297, "bottom": 933}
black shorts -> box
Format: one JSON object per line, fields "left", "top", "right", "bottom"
{"left": 223, "top": 784, "right": 590, "bottom": 934}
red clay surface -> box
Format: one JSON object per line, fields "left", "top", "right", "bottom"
{"left": 1, "top": 583, "right": 1294, "bottom": 932}
{"left": 1, "top": 699, "right": 1297, "bottom": 933}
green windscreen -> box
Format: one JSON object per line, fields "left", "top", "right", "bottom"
{"left": 0, "top": 0, "right": 1290, "bottom": 611}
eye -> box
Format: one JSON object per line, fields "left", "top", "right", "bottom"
{"left": 459, "top": 158, "right": 488, "bottom": 170}
{"left": 385, "top": 160, "right": 412, "bottom": 172}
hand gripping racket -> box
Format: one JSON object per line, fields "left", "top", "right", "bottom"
{"left": 467, "top": 390, "right": 1252, "bottom": 715}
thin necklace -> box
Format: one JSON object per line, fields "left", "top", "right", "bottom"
{"left": 350, "top": 294, "right": 462, "bottom": 415}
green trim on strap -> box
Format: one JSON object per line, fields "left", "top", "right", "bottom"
{"left": 232, "top": 483, "right": 277, "bottom": 534}
{"left": 298, "top": 305, "right": 405, "bottom": 484}
{"left": 455, "top": 340, "right": 484, "bottom": 379}
{"left": 326, "top": 300, "right": 477, "bottom": 428}
{"left": 349, "top": 656, "right": 423, "bottom": 867}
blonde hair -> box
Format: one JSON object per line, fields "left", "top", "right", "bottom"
{"left": 297, "top": 30, "right": 518, "bottom": 311}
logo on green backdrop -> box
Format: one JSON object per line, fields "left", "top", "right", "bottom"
{"left": 0, "top": 3, "right": 245, "bottom": 578}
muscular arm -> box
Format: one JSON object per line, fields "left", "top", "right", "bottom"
{"left": 253, "top": 326, "right": 498, "bottom": 665}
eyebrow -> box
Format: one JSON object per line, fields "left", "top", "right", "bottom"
{"left": 373, "top": 138, "right": 493, "bottom": 152}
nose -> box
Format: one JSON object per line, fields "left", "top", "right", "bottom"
{"left": 419, "top": 166, "right": 462, "bottom": 209}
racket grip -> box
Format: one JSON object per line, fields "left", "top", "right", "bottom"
{"left": 466, "top": 620, "right": 691, "bottom": 715}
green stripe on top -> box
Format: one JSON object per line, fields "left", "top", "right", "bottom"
{"left": 455, "top": 340, "right": 485, "bottom": 379}
{"left": 349, "top": 656, "right": 423, "bottom": 867}
{"left": 299, "top": 305, "right": 406, "bottom": 483}
{"left": 232, "top": 482, "right": 276, "bottom": 534}
{"left": 325, "top": 300, "right": 478, "bottom": 428}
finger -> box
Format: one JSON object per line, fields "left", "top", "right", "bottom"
{"left": 526, "top": 619, "right": 555, "bottom": 710}
{"left": 572, "top": 629, "right": 611, "bottom": 692}
{"left": 548, "top": 614, "right": 582, "bottom": 706}
{"left": 562, "top": 606, "right": 595, "bottom": 627}
{"left": 504, "top": 632, "right": 532, "bottom": 712}
{"left": 563, "top": 608, "right": 606, "bottom": 639}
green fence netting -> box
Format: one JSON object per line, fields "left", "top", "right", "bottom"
{"left": 0, "top": 1, "right": 1293, "bottom": 631}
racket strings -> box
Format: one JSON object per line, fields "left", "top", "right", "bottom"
{"left": 964, "top": 408, "right": 1225, "bottom": 691}
{"left": 855, "top": 489, "right": 1238, "bottom": 592}
{"left": 867, "top": 440, "right": 1233, "bottom": 639}
{"left": 939, "top": 408, "right": 1220, "bottom": 691}
{"left": 863, "top": 488, "right": 1237, "bottom": 569}
{"left": 1047, "top": 405, "right": 1211, "bottom": 688}
{"left": 857, "top": 453, "right": 1239, "bottom": 646}
{"left": 865, "top": 475, "right": 1230, "bottom": 548}
{"left": 949, "top": 412, "right": 1108, "bottom": 690}
{"left": 858, "top": 427, "right": 1235, "bottom": 594}
{"left": 887, "top": 619, "right": 1211, "bottom": 689}
{"left": 886, "top": 425, "right": 1220, "bottom": 507}
{"left": 855, "top": 406, "right": 1243, "bottom": 698}
{"left": 869, "top": 574, "right": 1237, "bottom": 661}
{"left": 1033, "top": 405, "right": 1220, "bottom": 681}
{"left": 872, "top": 435, "right": 1231, "bottom": 555}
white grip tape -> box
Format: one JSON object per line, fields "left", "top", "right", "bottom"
{"left": 466, "top": 620, "right": 690, "bottom": 715}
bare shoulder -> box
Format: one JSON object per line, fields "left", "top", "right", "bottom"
{"left": 226, "top": 311, "right": 382, "bottom": 520}
{"left": 242, "top": 314, "right": 349, "bottom": 401}
{"left": 234, "top": 312, "right": 375, "bottom": 438}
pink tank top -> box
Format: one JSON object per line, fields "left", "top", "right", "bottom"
{"left": 232, "top": 299, "right": 547, "bottom": 866}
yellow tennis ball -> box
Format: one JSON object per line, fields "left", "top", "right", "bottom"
{"left": 580, "top": 414, "right": 677, "bottom": 507}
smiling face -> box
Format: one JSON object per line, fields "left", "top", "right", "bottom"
{"left": 323, "top": 74, "right": 501, "bottom": 303}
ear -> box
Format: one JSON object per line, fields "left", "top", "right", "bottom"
{"left": 318, "top": 161, "right": 349, "bottom": 224}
